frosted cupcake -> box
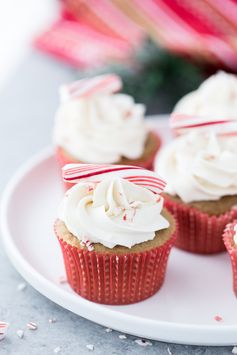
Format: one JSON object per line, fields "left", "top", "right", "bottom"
{"left": 156, "top": 120, "right": 237, "bottom": 254}
{"left": 55, "top": 164, "right": 176, "bottom": 304}
{"left": 54, "top": 74, "right": 160, "bottom": 189}
{"left": 173, "top": 71, "right": 237, "bottom": 120}
{"left": 223, "top": 221, "right": 237, "bottom": 296}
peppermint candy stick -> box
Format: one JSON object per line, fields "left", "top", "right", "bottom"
{"left": 62, "top": 164, "right": 166, "bottom": 195}
{"left": 60, "top": 74, "right": 122, "bottom": 102}
{"left": 170, "top": 113, "right": 233, "bottom": 132}
{"left": 0, "top": 322, "right": 9, "bottom": 341}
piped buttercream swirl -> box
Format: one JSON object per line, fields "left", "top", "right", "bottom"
{"left": 59, "top": 177, "right": 169, "bottom": 248}
{"left": 54, "top": 93, "right": 147, "bottom": 163}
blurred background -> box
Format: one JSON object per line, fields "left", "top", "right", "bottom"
{"left": 36, "top": 0, "right": 237, "bottom": 113}
{"left": 0, "top": 0, "right": 58, "bottom": 89}
{"left": 2, "top": 0, "right": 237, "bottom": 113}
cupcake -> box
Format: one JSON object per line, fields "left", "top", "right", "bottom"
{"left": 223, "top": 221, "right": 237, "bottom": 296}
{"left": 55, "top": 164, "right": 176, "bottom": 304}
{"left": 53, "top": 74, "right": 160, "bottom": 189}
{"left": 155, "top": 120, "right": 237, "bottom": 254}
{"left": 173, "top": 71, "right": 237, "bottom": 121}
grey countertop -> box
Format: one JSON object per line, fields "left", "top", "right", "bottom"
{"left": 0, "top": 51, "right": 235, "bottom": 355}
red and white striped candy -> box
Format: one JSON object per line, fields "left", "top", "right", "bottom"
{"left": 0, "top": 322, "right": 9, "bottom": 341}
{"left": 170, "top": 113, "right": 233, "bottom": 131}
{"left": 80, "top": 240, "right": 94, "bottom": 252}
{"left": 62, "top": 164, "right": 166, "bottom": 195}
{"left": 60, "top": 74, "right": 122, "bottom": 102}
{"left": 217, "top": 121, "right": 237, "bottom": 137}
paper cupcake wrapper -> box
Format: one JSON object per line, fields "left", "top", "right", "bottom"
{"left": 223, "top": 221, "right": 237, "bottom": 297}
{"left": 56, "top": 231, "right": 176, "bottom": 305}
{"left": 164, "top": 196, "right": 237, "bottom": 254}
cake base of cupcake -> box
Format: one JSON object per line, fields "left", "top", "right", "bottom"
{"left": 164, "top": 194, "right": 237, "bottom": 254}
{"left": 55, "top": 210, "right": 176, "bottom": 305}
{"left": 223, "top": 221, "right": 237, "bottom": 297}
{"left": 56, "top": 131, "right": 161, "bottom": 189}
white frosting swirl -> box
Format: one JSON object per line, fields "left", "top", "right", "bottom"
{"left": 59, "top": 177, "right": 169, "bottom": 248}
{"left": 54, "top": 94, "right": 147, "bottom": 163}
{"left": 173, "top": 71, "right": 237, "bottom": 119}
{"left": 156, "top": 131, "right": 237, "bottom": 203}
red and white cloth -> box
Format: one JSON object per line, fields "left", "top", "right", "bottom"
{"left": 35, "top": 0, "right": 237, "bottom": 70}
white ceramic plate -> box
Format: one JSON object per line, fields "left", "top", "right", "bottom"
{"left": 1, "top": 119, "right": 237, "bottom": 346}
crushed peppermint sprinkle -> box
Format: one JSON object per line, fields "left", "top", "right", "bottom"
{"left": 27, "top": 322, "right": 38, "bottom": 330}
{"left": 80, "top": 240, "right": 94, "bottom": 251}
{"left": 232, "top": 346, "right": 237, "bottom": 354}
{"left": 0, "top": 322, "right": 9, "bottom": 341}
{"left": 86, "top": 344, "right": 94, "bottom": 351}
{"left": 49, "top": 318, "right": 57, "bottom": 324}
{"left": 204, "top": 154, "right": 216, "bottom": 161}
{"left": 54, "top": 346, "right": 61, "bottom": 353}
{"left": 105, "top": 328, "right": 112, "bottom": 333}
{"left": 134, "top": 339, "right": 152, "bottom": 347}
{"left": 17, "top": 282, "right": 27, "bottom": 291}
{"left": 125, "top": 110, "right": 132, "bottom": 118}
{"left": 167, "top": 347, "right": 173, "bottom": 355}
{"left": 86, "top": 185, "right": 95, "bottom": 194}
{"left": 16, "top": 329, "right": 24, "bottom": 339}
{"left": 118, "top": 334, "right": 127, "bottom": 339}
{"left": 214, "top": 315, "right": 223, "bottom": 322}
{"left": 58, "top": 276, "right": 67, "bottom": 284}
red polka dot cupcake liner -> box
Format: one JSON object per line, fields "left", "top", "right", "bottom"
{"left": 56, "top": 230, "right": 176, "bottom": 305}
{"left": 164, "top": 196, "right": 237, "bottom": 254}
{"left": 223, "top": 220, "right": 237, "bottom": 297}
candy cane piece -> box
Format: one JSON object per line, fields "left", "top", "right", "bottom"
{"left": 62, "top": 164, "right": 166, "bottom": 195}
{"left": 60, "top": 74, "right": 122, "bottom": 102}
{"left": 0, "top": 322, "right": 9, "bottom": 341}
{"left": 80, "top": 240, "right": 94, "bottom": 251}
{"left": 216, "top": 121, "right": 237, "bottom": 137}
{"left": 170, "top": 113, "right": 233, "bottom": 130}
{"left": 27, "top": 322, "right": 38, "bottom": 330}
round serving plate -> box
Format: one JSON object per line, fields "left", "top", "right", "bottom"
{"left": 1, "top": 118, "right": 237, "bottom": 346}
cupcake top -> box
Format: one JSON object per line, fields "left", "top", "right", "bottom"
{"left": 173, "top": 71, "right": 237, "bottom": 120}
{"left": 54, "top": 74, "right": 147, "bottom": 164}
{"left": 156, "top": 130, "right": 237, "bottom": 203}
{"left": 59, "top": 164, "right": 169, "bottom": 248}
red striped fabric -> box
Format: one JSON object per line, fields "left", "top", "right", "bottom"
{"left": 35, "top": 0, "right": 237, "bottom": 70}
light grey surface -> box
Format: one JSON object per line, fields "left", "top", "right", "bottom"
{"left": 0, "top": 51, "right": 235, "bottom": 355}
